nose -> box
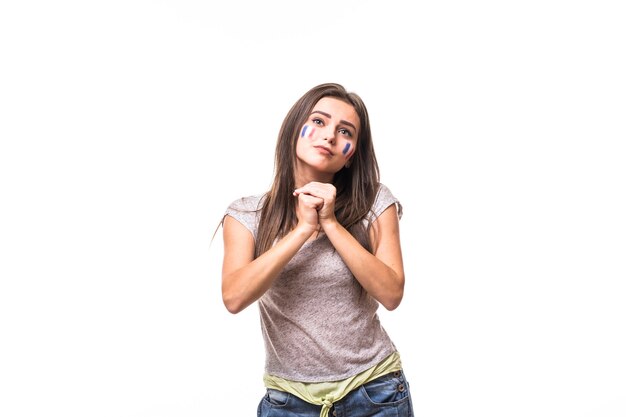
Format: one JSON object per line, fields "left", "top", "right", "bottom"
{"left": 323, "top": 127, "right": 336, "bottom": 144}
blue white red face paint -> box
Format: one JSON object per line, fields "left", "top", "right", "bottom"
{"left": 300, "top": 124, "right": 355, "bottom": 160}
{"left": 300, "top": 125, "right": 315, "bottom": 139}
{"left": 342, "top": 143, "right": 355, "bottom": 159}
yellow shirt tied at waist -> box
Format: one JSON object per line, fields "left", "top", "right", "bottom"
{"left": 263, "top": 351, "right": 403, "bottom": 417}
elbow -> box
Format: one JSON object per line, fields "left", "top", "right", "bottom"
{"left": 223, "top": 302, "right": 241, "bottom": 315}
{"left": 222, "top": 274, "right": 248, "bottom": 314}
{"left": 382, "top": 289, "right": 403, "bottom": 311}
{"left": 222, "top": 286, "right": 248, "bottom": 314}
{"left": 381, "top": 275, "right": 405, "bottom": 311}
{"left": 222, "top": 294, "right": 246, "bottom": 315}
{"left": 222, "top": 273, "right": 259, "bottom": 314}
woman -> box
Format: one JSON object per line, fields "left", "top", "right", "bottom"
{"left": 221, "top": 83, "right": 413, "bottom": 417}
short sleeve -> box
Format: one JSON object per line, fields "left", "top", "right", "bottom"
{"left": 368, "top": 183, "right": 403, "bottom": 222}
{"left": 225, "top": 194, "right": 264, "bottom": 239}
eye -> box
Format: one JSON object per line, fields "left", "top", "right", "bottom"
{"left": 312, "top": 118, "right": 324, "bottom": 126}
{"left": 339, "top": 128, "right": 353, "bottom": 137}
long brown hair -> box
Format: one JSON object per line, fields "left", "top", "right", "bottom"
{"left": 255, "top": 83, "right": 380, "bottom": 257}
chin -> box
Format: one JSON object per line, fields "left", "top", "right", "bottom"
{"left": 297, "top": 158, "right": 340, "bottom": 175}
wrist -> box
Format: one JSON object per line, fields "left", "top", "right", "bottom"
{"left": 294, "top": 222, "right": 318, "bottom": 238}
{"left": 319, "top": 217, "right": 340, "bottom": 232}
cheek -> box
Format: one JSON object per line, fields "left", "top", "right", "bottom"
{"left": 300, "top": 125, "right": 315, "bottom": 139}
{"left": 295, "top": 135, "right": 306, "bottom": 157}
{"left": 342, "top": 143, "right": 355, "bottom": 158}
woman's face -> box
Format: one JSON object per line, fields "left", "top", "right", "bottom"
{"left": 295, "top": 97, "right": 360, "bottom": 178}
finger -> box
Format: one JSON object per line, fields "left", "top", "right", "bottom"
{"left": 293, "top": 184, "right": 313, "bottom": 195}
{"left": 293, "top": 183, "right": 325, "bottom": 197}
{"left": 298, "top": 193, "right": 324, "bottom": 209}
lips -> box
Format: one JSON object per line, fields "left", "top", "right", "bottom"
{"left": 314, "top": 145, "right": 334, "bottom": 156}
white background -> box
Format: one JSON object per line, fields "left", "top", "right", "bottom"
{"left": 1, "top": 1, "right": 625, "bottom": 416}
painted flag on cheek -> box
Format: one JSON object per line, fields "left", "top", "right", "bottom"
{"left": 342, "top": 143, "right": 355, "bottom": 159}
{"left": 300, "top": 125, "right": 315, "bottom": 139}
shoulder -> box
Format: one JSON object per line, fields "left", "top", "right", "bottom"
{"left": 370, "top": 183, "right": 403, "bottom": 221}
{"left": 226, "top": 193, "right": 265, "bottom": 213}
{"left": 224, "top": 193, "right": 266, "bottom": 237}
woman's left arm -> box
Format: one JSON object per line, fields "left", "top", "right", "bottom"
{"left": 322, "top": 204, "right": 405, "bottom": 310}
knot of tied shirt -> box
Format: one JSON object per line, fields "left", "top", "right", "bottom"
{"left": 320, "top": 395, "right": 335, "bottom": 417}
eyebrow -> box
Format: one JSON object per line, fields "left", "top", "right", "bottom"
{"left": 311, "top": 110, "right": 357, "bottom": 132}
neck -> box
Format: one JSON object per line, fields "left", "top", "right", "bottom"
{"left": 294, "top": 165, "right": 333, "bottom": 188}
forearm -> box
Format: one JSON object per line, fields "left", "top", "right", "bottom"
{"left": 322, "top": 221, "right": 404, "bottom": 310}
{"left": 222, "top": 225, "right": 313, "bottom": 314}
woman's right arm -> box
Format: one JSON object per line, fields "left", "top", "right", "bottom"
{"left": 221, "top": 206, "right": 317, "bottom": 314}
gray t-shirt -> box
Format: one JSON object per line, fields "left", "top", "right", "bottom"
{"left": 225, "top": 183, "right": 403, "bottom": 383}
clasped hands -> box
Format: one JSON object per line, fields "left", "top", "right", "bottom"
{"left": 292, "top": 182, "right": 337, "bottom": 234}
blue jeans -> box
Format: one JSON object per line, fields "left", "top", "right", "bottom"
{"left": 257, "top": 370, "right": 414, "bottom": 417}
